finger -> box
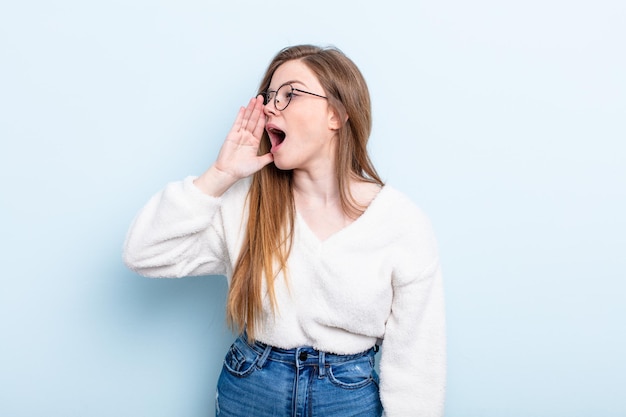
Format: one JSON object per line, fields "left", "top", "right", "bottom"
{"left": 230, "top": 106, "right": 246, "bottom": 134}
{"left": 250, "top": 96, "right": 266, "bottom": 139}
{"left": 256, "top": 152, "right": 274, "bottom": 169}
{"left": 240, "top": 97, "right": 257, "bottom": 132}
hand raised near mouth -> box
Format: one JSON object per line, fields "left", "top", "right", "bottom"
{"left": 194, "top": 96, "right": 274, "bottom": 197}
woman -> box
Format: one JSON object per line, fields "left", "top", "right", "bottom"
{"left": 123, "top": 45, "right": 446, "bottom": 417}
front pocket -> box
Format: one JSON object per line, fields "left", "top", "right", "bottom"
{"left": 223, "top": 344, "right": 259, "bottom": 378}
{"left": 327, "top": 357, "right": 375, "bottom": 389}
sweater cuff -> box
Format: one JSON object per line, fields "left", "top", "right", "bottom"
{"left": 182, "top": 175, "right": 223, "bottom": 205}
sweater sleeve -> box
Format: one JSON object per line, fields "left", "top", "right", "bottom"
{"left": 122, "top": 176, "right": 247, "bottom": 278}
{"left": 378, "top": 232, "right": 447, "bottom": 416}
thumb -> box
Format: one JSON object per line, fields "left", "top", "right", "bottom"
{"left": 257, "top": 152, "right": 274, "bottom": 169}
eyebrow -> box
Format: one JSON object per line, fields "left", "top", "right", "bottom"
{"left": 268, "top": 79, "right": 307, "bottom": 90}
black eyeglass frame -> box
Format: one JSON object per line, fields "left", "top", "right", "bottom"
{"left": 262, "top": 83, "right": 328, "bottom": 111}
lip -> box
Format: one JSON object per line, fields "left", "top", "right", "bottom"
{"left": 266, "top": 123, "right": 286, "bottom": 152}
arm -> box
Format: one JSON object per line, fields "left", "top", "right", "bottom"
{"left": 123, "top": 177, "right": 234, "bottom": 278}
{"left": 123, "top": 96, "right": 272, "bottom": 278}
{"left": 379, "top": 258, "right": 447, "bottom": 417}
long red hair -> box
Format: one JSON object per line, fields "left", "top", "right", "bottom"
{"left": 226, "top": 45, "right": 384, "bottom": 340}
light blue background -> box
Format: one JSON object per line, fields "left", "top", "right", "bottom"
{"left": 1, "top": 0, "right": 624, "bottom": 416}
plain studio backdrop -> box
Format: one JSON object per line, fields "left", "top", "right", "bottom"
{"left": 1, "top": 0, "right": 624, "bottom": 416}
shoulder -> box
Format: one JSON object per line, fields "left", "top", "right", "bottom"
{"left": 352, "top": 180, "right": 383, "bottom": 208}
{"left": 377, "top": 185, "right": 434, "bottom": 233}
{"left": 373, "top": 185, "right": 440, "bottom": 273}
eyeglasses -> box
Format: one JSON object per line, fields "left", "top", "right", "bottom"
{"left": 261, "top": 83, "right": 327, "bottom": 111}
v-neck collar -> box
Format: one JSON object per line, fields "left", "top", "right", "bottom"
{"left": 295, "top": 185, "right": 388, "bottom": 246}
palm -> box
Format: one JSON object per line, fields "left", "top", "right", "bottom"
{"left": 215, "top": 96, "right": 273, "bottom": 179}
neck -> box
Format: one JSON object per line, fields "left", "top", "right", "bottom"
{"left": 292, "top": 168, "right": 340, "bottom": 205}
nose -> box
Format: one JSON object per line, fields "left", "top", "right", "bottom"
{"left": 263, "top": 98, "right": 279, "bottom": 117}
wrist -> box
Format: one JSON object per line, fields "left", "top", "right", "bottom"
{"left": 193, "top": 165, "right": 239, "bottom": 197}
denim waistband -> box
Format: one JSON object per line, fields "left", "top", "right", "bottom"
{"left": 238, "top": 333, "right": 376, "bottom": 368}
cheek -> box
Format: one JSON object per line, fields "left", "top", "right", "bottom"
{"left": 296, "top": 110, "right": 331, "bottom": 135}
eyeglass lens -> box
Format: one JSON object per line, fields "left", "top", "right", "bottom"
{"left": 264, "top": 84, "right": 293, "bottom": 111}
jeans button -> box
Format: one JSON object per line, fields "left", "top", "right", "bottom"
{"left": 299, "top": 351, "right": 308, "bottom": 361}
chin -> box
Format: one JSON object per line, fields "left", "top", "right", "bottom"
{"left": 271, "top": 154, "right": 301, "bottom": 171}
{"left": 272, "top": 159, "right": 294, "bottom": 171}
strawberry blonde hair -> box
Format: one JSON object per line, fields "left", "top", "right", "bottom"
{"left": 227, "top": 45, "right": 384, "bottom": 340}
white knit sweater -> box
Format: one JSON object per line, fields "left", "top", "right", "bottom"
{"left": 123, "top": 176, "right": 446, "bottom": 416}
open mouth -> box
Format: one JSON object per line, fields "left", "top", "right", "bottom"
{"left": 267, "top": 126, "right": 286, "bottom": 148}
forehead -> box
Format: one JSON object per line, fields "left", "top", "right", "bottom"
{"left": 270, "top": 60, "right": 321, "bottom": 89}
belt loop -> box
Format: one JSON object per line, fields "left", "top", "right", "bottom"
{"left": 318, "top": 350, "right": 326, "bottom": 378}
{"left": 256, "top": 344, "right": 272, "bottom": 369}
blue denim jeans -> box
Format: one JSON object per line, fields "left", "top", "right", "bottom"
{"left": 216, "top": 334, "right": 383, "bottom": 416}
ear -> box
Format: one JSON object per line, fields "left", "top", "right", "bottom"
{"left": 328, "top": 107, "right": 348, "bottom": 131}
